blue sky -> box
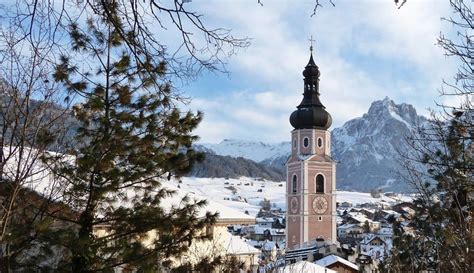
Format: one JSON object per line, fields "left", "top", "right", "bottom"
{"left": 0, "top": 0, "right": 458, "bottom": 144}
{"left": 171, "top": 0, "right": 458, "bottom": 143}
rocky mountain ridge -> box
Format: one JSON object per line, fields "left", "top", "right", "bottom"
{"left": 331, "top": 97, "right": 427, "bottom": 191}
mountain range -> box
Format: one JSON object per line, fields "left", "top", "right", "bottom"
{"left": 190, "top": 97, "right": 427, "bottom": 192}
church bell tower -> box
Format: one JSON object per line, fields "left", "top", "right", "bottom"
{"left": 286, "top": 46, "right": 337, "bottom": 250}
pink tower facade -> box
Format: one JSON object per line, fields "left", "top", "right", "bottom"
{"left": 286, "top": 52, "right": 337, "bottom": 250}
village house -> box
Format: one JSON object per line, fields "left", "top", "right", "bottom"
{"left": 255, "top": 217, "right": 274, "bottom": 228}
{"left": 315, "top": 254, "right": 359, "bottom": 273}
{"left": 337, "top": 223, "right": 365, "bottom": 239}
{"left": 377, "top": 227, "right": 393, "bottom": 242}
{"left": 241, "top": 225, "right": 285, "bottom": 245}
{"left": 345, "top": 212, "right": 381, "bottom": 232}
{"left": 338, "top": 201, "right": 353, "bottom": 209}
{"left": 373, "top": 209, "right": 401, "bottom": 222}
{"left": 359, "top": 234, "right": 390, "bottom": 261}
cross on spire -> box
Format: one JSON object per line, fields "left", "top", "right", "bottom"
{"left": 309, "top": 35, "right": 315, "bottom": 52}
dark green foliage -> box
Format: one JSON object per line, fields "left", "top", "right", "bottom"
{"left": 259, "top": 198, "right": 272, "bottom": 211}
{"left": 36, "top": 5, "right": 218, "bottom": 272}
{"left": 220, "top": 255, "right": 245, "bottom": 273}
{"left": 0, "top": 182, "right": 76, "bottom": 272}
{"left": 363, "top": 220, "right": 370, "bottom": 233}
{"left": 383, "top": 115, "right": 473, "bottom": 272}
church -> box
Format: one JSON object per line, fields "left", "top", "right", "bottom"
{"left": 285, "top": 45, "right": 337, "bottom": 252}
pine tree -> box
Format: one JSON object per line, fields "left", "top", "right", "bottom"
{"left": 36, "top": 7, "right": 218, "bottom": 271}
{"left": 383, "top": 1, "right": 473, "bottom": 271}
{"left": 384, "top": 113, "right": 473, "bottom": 272}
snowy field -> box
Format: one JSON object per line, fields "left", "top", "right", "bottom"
{"left": 166, "top": 177, "right": 413, "bottom": 217}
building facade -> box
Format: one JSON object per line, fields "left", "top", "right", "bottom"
{"left": 286, "top": 50, "right": 337, "bottom": 250}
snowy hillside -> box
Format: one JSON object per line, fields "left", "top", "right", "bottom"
{"left": 199, "top": 139, "right": 290, "bottom": 163}
{"left": 170, "top": 177, "right": 412, "bottom": 217}
{"left": 187, "top": 152, "right": 285, "bottom": 181}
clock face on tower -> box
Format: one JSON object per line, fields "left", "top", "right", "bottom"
{"left": 290, "top": 197, "right": 299, "bottom": 214}
{"left": 312, "top": 196, "right": 328, "bottom": 214}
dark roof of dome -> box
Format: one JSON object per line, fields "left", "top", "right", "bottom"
{"left": 290, "top": 106, "right": 332, "bottom": 130}
{"left": 289, "top": 53, "right": 332, "bottom": 130}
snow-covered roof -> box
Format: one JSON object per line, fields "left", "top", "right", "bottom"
{"left": 401, "top": 206, "right": 415, "bottom": 215}
{"left": 348, "top": 212, "right": 380, "bottom": 226}
{"left": 315, "top": 254, "right": 359, "bottom": 271}
{"left": 361, "top": 208, "right": 375, "bottom": 214}
{"left": 250, "top": 226, "right": 285, "bottom": 236}
{"left": 381, "top": 209, "right": 397, "bottom": 215}
{"left": 378, "top": 227, "right": 393, "bottom": 236}
{"left": 261, "top": 240, "right": 277, "bottom": 251}
{"left": 222, "top": 231, "right": 260, "bottom": 255}
{"left": 256, "top": 217, "right": 275, "bottom": 223}
{"left": 361, "top": 234, "right": 386, "bottom": 245}
{"left": 276, "top": 261, "right": 337, "bottom": 273}
{"left": 384, "top": 213, "right": 401, "bottom": 220}
{"left": 338, "top": 223, "right": 360, "bottom": 230}
{"left": 348, "top": 212, "right": 370, "bottom": 223}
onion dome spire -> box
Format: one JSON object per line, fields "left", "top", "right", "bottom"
{"left": 289, "top": 43, "right": 332, "bottom": 130}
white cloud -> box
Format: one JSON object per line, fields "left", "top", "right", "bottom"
{"left": 185, "top": 0, "right": 457, "bottom": 143}
{"left": 194, "top": 118, "right": 233, "bottom": 143}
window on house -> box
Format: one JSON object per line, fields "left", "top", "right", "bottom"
{"left": 292, "top": 175, "right": 297, "bottom": 194}
{"left": 316, "top": 174, "right": 324, "bottom": 193}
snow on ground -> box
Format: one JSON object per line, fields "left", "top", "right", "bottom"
{"left": 171, "top": 177, "right": 286, "bottom": 217}
{"left": 337, "top": 190, "right": 413, "bottom": 205}
{"left": 159, "top": 181, "right": 255, "bottom": 221}
{"left": 0, "top": 146, "right": 412, "bottom": 221}
{"left": 168, "top": 177, "right": 413, "bottom": 217}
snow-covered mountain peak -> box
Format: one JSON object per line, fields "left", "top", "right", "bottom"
{"left": 199, "top": 139, "right": 290, "bottom": 163}
{"left": 331, "top": 98, "right": 427, "bottom": 191}
{"left": 366, "top": 97, "right": 422, "bottom": 127}
{"left": 220, "top": 138, "right": 272, "bottom": 148}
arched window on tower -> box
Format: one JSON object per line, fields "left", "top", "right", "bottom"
{"left": 317, "top": 137, "right": 323, "bottom": 148}
{"left": 292, "top": 175, "right": 297, "bottom": 194}
{"left": 316, "top": 174, "right": 324, "bottom": 193}
{"left": 303, "top": 137, "right": 309, "bottom": 148}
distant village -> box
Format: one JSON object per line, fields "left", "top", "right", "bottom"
{"left": 218, "top": 188, "right": 414, "bottom": 273}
